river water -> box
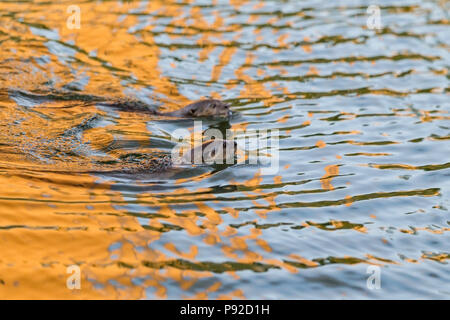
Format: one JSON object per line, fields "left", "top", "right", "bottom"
{"left": 0, "top": 0, "right": 448, "bottom": 299}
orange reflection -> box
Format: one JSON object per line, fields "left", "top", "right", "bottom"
{"left": 320, "top": 165, "right": 339, "bottom": 190}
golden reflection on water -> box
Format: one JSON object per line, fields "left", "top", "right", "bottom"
{"left": 0, "top": 0, "right": 448, "bottom": 299}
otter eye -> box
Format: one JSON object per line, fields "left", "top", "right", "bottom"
{"left": 189, "top": 109, "right": 196, "bottom": 115}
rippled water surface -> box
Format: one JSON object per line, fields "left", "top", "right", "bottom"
{"left": 0, "top": 0, "right": 449, "bottom": 299}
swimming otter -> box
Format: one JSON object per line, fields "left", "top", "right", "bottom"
{"left": 8, "top": 89, "right": 233, "bottom": 119}
{"left": 111, "top": 139, "right": 237, "bottom": 176}
{"left": 104, "top": 98, "right": 232, "bottom": 118}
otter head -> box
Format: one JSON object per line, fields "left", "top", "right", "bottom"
{"left": 178, "top": 99, "right": 232, "bottom": 118}
{"left": 177, "top": 139, "right": 237, "bottom": 165}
